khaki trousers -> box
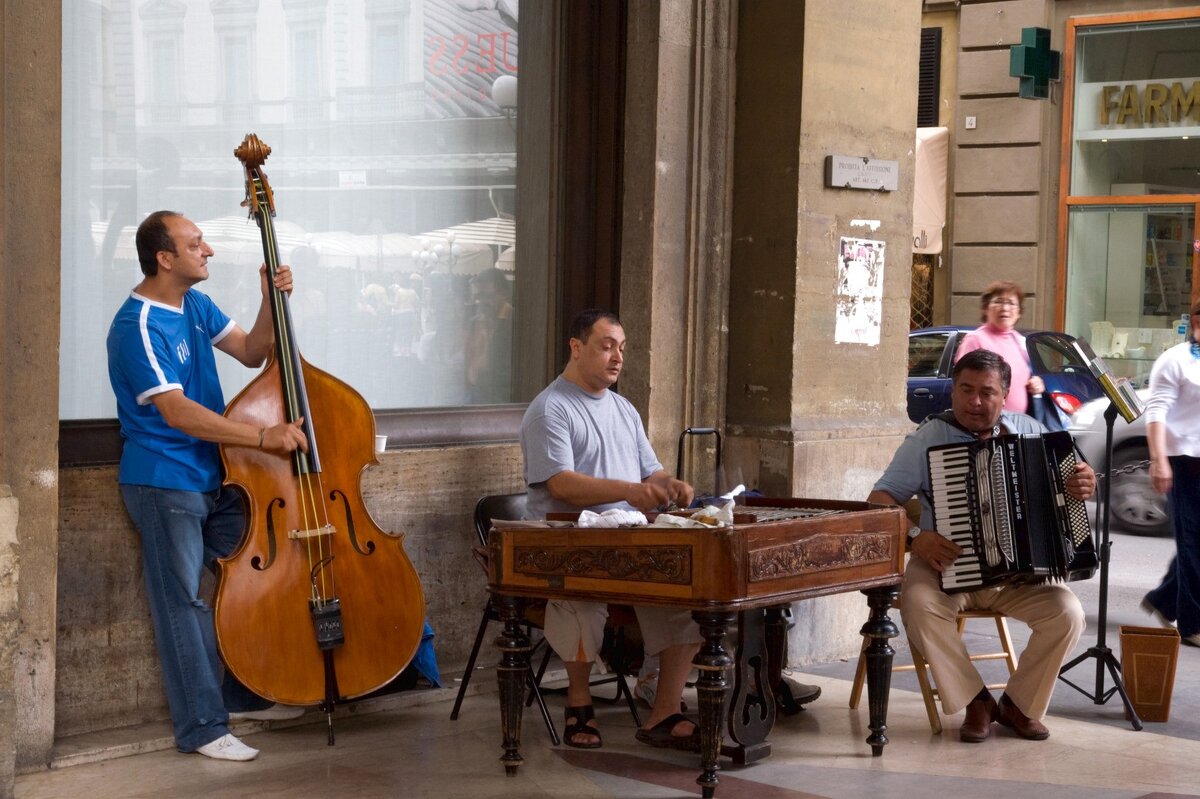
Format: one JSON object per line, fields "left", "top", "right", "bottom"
{"left": 900, "top": 556, "right": 1086, "bottom": 719}
{"left": 544, "top": 600, "right": 702, "bottom": 663}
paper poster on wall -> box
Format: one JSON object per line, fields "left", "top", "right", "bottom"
{"left": 835, "top": 236, "right": 885, "bottom": 346}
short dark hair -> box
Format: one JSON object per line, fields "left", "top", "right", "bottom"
{"left": 568, "top": 309, "right": 621, "bottom": 343}
{"left": 135, "top": 210, "right": 182, "bottom": 277}
{"left": 953, "top": 348, "right": 1011, "bottom": 394}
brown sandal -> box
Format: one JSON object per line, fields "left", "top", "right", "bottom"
{"left": 563, "top": 705, "right": 602, "bottom": 749}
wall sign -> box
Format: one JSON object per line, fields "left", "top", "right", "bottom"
{"left": 824, "top": 155, "right": 899, "bottom": 191}
{"left": 1076, "top": 76, "right": 1200, "bottom": 140}
{"left": 1009, "top": 27, "right": 1061, "bottom": 100}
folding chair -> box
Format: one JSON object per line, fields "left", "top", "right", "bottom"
{"left": 450, "top": 493, "right": 644, "bottom": 743}
{"left": 450, "top": 493, "right": 560, "bottom": 744}
{"left": 849, "top": 608, "right": 1018, "bottom": 734}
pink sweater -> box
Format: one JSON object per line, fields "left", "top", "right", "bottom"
{"left": 956, "top": 325, "right": 1032, "bottom": 413}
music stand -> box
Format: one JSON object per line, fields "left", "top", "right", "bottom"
{"left": 1057, "top": 338, "right": 1145, "bottom": 731}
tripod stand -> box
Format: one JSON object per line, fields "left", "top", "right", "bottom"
{"left": 1057, "top": 401, "right": 1142, "bottom": 731}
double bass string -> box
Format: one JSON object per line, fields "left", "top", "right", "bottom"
{"left": 252, "top": 170, "right": 337, "bottom": 610}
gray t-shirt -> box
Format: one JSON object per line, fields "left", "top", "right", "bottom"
{"left": 872, "top": 411, "right": 1045, "bottom": 531}
{"left": 520, "top": 376, "right": 664, "bottom": 520}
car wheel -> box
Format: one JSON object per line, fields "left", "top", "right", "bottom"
{"left": 1105, "top": 444, "right": 1170, "bottom": 537}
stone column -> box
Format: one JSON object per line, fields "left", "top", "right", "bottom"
{"left": 619, "top": 0, "right": 736, "bottom": 485}
{"left": 1, "top": 1, "right": 63, "bottom": 771}
{"left": 0, "top": 490, "right": 19, "bottom": 796}
{"left": 724, "top": 0, "right": 922, "bottom": 661}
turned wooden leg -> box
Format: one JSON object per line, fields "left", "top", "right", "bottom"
{"left": 692, "top": 610, "right": 735, "bottom": 799}
{"left": 860, "top": 585, "right": 900, "bottom": 756}
{"left": 494, "top": 594, "right": 530, "bottom": 776}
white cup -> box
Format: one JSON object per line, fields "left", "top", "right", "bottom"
{"left": 375, "top": 435, "right": 388, "bottom": 454}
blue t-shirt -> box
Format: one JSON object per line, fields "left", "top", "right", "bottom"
{"left": 107, "top": 289, "right": 236, "bottom": 491}
{"left": 520, "top": 376, "right": 663, "bottom": 520}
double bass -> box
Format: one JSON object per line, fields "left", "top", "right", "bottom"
{"left": 215, "top": 134, "right": 426, "bottom": 736}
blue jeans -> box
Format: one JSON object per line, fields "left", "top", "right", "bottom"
{"left": 1145, "top": 456, "right": 1200, "bottom": 637}
{"left": 121, "top": 485, "right": 269, "bottom": 751}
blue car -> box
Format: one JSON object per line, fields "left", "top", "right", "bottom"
{"left": 906, "top": 326, "right": 1105, "bottom": 424}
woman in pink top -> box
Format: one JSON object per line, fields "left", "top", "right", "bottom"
{"left": 955, "top": 280, "right": 1045, "bottom": 414}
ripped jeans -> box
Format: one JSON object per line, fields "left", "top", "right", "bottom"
{"left": 121, "top": 485, "right": 269, "bottom": 751}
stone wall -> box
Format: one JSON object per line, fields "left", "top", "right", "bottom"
{"left": 950, "top": 0, "right": 1054, "bottom": 325}
{"left": 55, "top": 445, "right": 523, "bottom": 738}
{"left": 1, "top": 489, "right": 19, "bottom": 796}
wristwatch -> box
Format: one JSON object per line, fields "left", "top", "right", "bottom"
{"left": 907, "top": 526, "right": 922, "bottom": 542}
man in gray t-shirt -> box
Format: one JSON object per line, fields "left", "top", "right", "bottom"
{"left": 523, "top": 374, "right": 664, "bottom": 520}
{"left": 519, "top": 310, "right": 703, "bottom": 751}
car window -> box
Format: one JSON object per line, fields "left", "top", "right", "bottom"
{"left": 1028, "top": 334, "right": 1083, "bottom": 374}
{"left": 909, "top": 332, "right": 950, "bottom": 377}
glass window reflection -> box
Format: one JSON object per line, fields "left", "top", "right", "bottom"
{"left": 61, "top": 0, "right": 524, "bottom": 419}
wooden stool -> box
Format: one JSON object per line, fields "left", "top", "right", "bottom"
{"left": 849, "top": 609, "right": 1018, "bottom": 734}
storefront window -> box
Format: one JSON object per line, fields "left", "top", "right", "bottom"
{"left": 61, "top": 0, "right": 528, "bottom": 420}
{"left": 1070, "top": 20, "right": 1200, "bottom": 197}
{"left": 1064, "top": 204, "right": 1195, "bottom": 387}
{"left": 1060, "top": 12, "right": 1200, "bottom": 390}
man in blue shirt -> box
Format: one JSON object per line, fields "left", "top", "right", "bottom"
{"left": 107, "top": 211, "right": 308, "bottom": 761}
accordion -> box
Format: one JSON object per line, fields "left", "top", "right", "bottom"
{"left": 927, "top": 431, "right": 1097, "bottom": 593}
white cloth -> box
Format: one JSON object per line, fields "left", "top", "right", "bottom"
{"left": 578, "top": 508, "right": 647, "bottom": 527}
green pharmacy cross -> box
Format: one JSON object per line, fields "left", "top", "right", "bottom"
{"left": 1009, "top": 27, "right": 1061, "bottom": 100}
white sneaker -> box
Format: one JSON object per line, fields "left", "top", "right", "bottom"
{"left": 196, "top": 733, "right": 259, "bottom": 761}
{"left": 1140, "top": 598, "right": 1175, "bottom": 628}
{"left": 229, "top": 704, "right": 306, "bottom": 722}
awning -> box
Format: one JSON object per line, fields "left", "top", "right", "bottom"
{"left": 913, "top": 127, "right": 948, "bottom": 255}
{"left": 495, "top": 246, "right": 515, "bottom": 272}
{"left": 422, "top": 216, "right": 515, "bottom": 248}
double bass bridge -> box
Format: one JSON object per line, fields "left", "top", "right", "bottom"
{"left": 288, "top": 523, "right": 336, "bottom": 540}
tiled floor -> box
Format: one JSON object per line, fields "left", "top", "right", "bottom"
{"left": 15, "top": 530, "right": 1200, "bottom": 799}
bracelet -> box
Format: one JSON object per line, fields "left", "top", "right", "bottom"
{"left": 257, "top": 428, "right": 266, "bottom": 449}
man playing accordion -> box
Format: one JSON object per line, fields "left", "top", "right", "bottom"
{"left": 868, "top": 349, "right": 1097, "bottom": 743}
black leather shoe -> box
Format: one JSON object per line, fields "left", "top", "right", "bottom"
{"left": 773, "top": 678, "right": 822, "bottom": 715}
{"left": 959, "top": 692, "right": 997, "bottom": 743}
{"left": 995, "top": 693, "right": 1049, "bottom": 740}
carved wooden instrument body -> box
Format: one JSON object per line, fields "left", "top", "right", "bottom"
{"left": 484, "top": 496, "right": 906, "bottom": 795}
{"left": 215, "top": 134, "right": 426, "bottom": 710}
{"left": 488, "top": 497, "right": 905, "bottom": 608}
